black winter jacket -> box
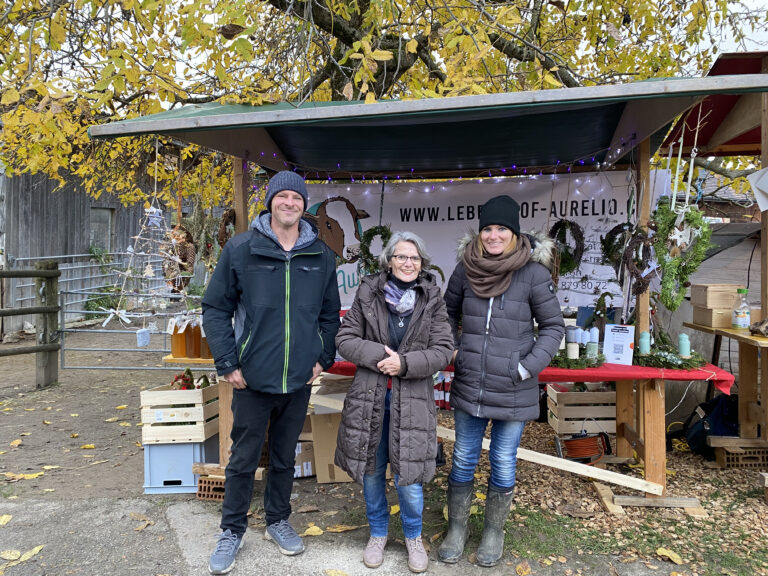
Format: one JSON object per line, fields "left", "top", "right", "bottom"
{"left": 202, "top": 216, "right": 341, "bottom": 395}
{"left": 444, "top": 232, "right": 565, "bottom": 421}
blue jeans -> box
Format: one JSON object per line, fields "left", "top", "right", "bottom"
{"left": 449, "top": 408, "right": 525, "bottom": 491}
{"left": 363, "top": 389, "right": 424, "bottom": 540}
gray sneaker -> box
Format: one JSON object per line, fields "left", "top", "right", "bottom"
{"left": 209, "top": 529, "right": 244, "bottom": 574}
{"left": 264, "top": 519, "right": 305, "bottom": 556}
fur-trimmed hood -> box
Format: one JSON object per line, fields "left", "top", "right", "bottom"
{"left": 455, "top": 230, "right": 555, "bottom": 271}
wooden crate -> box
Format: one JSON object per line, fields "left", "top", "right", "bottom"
{"left": 140, "top": 383, "right": 219, "bottom": 444}
{"left": 692, "top": 306, "right": 733, "bottom": 329}
{"left": 690, "top": 284, "right": 743, "bottom": 308}
{"left": 546, "top": 384, "right": 616, "bottom": 434}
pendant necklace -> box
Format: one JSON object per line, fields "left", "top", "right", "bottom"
{"left": 398, "top": 316, "right": 405, "bottom": 328}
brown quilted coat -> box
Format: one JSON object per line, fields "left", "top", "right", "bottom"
{"left": 334, "top": 272, "right": 454, "bottom": 486}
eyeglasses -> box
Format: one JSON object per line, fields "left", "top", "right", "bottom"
{"left": 392, "top": 254, "right": 422, "bottom": 264}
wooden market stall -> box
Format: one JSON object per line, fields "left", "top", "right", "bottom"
{"left": 90, "top": 58, "right": 768, "bottom": 505}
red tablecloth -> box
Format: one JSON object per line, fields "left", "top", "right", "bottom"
{"left": 326, "top": 361, "right": 734, "bottom": 394}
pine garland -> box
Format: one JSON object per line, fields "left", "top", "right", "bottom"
{"left": 650, "top": 197, "right": 712, "bottom": 311}
{"left": 549, "top": 351, "right": 605, "bottom": 369}
{"left": 633, "top": 347, "right": 706, "bottom": 369}
{"left": 549, "top": 219, "right": 585, "bottom": 275}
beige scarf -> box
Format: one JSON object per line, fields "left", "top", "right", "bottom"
{"left": 463, "top": 234, "right": 532, "bottom": 298}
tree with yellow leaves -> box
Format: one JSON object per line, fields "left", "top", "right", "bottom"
{"left": 1, "top": 0, "right": 766, "bottom": 205}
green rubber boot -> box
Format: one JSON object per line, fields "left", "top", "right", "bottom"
{"left": 476, "top": 486, "right": 514, "bottom": 567}
{"left": 437, "top": 481, "right": 474, "bottom": 563}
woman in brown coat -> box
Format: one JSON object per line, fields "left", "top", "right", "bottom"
{"left": 335, "top": 231, "right": 454, "bottom": 573}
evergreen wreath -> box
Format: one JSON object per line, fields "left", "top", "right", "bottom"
{"left": 358, "top": 225, "right": 392, "bottom": 275}
{"left": 621, "top": 230, "right": 654, "bottom": 297}
{"left": 549, "top": 219, "right": 585, "bottom": 276}
{"left": 650, "top": 197, "right": 712, "bottom": 312}
{"left": 600, "top": 222, "right": 633, "bottom": 276}
{"left": 633, "top": 346, "right": 706, "bottom": 369}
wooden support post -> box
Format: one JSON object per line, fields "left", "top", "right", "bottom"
{"left": 761, "top": 55, "right": 768, "bottom": 441}
{"left": 636, "top": 138, "right": 651, "bottom": 337}
{"left": 615, "top": 380, "right": 634, "bottom": 458}
{"left": 739, "top": 342, "right": 759, "bottom": 438}
{"left": 34, "top": 261, "right": 59, "bottom": 388}
{"left": 233, "top": 157, "right": 250, "bottom": 235}
{"left": 642, "top": 378, "right": 666, "bottom": 495}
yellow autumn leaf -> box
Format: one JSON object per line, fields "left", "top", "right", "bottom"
{"left": 70, "top": 433, "right": 79, "bottom": 438}
{"left": 515, "top": 560, "right": 532, "bottom": 575}
{"left": 9, "top": 439, "right": 22, "bottom": 448}
{"left": 365, "top": 92, "right": 376, "bottom": 104}
{"left": 19, "top": 433, "right": 31, "bottom": 437}
{"left": 443, "top": 504, "right": 448, "bottom": 521}
{"left": 0, "top": 451, "right": 5, "bottom": 455}
{"left": 371, "top": 49, "right": 393, "bottom": 61}
{"left": 389, "top": 504, "right": 400, "bottom": 515}
{"left": 70, "top": 413, "right": 79, "bottom": 417}
{"left": 475, "top": 491, "right": 486, "bottom": 500}
{"left": 119, "top": 422, "right": 132, "bottom": 427}
{"left": 0, "top": 514, "right": 12, "bottom": 526}
{"left": 469, "top": 505, "right": 480, "bottom": 515}
{"left": 1, "top": 88, "right": 20, "bottom": 105}
{"left": 406, "top": 38, "right": 418, "bottom": 54}
{"left": 104, "top": 417, "right": 118, "bottom": 423}
{"left": 42, "top": 465, "right": 60, "bottom": 470}
{"left": 80, "top": 444, "right": 95, "bottom": 449}
{"left": 657, "top": 547, "right": 684, "bottom": 565}
{"left": 115, "top": 405, "right": 128, "bottom": 410}
{"left": 0, "top": 550, "right": 21, "bottom": 560}
{"left": 325, "top": 524, "right": 365, "bottom": 533}
{"left": 7, "top": 544, "right": 44, "bottom": 566}
{"left": 43, "top": 488, "right": 55, "bottom": 492}
{"left": 24, "top": 408, "right": 35, "bottom": 411}
{"left": 302, "top": 525, "right": 324, "bottom": 536}
{"left": 324, "top": 570, "right": 349, "bottom": 576}
{"left": 43, "top": 421, "right": 52, "bottom": 425}
{"left": 4, "top": 471, "right": 44, "bottom": 480}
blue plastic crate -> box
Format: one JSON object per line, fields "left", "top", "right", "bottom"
{"left": 143, "top": 434, "right": 219, "bottom": 494}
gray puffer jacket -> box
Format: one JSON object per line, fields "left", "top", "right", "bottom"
{"left": 444, "top": 232, "right": 565, "bottom": 421}
{"left": 334, "top": 272, "right": 454, "bottom": 486}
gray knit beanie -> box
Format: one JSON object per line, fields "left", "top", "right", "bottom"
{"left": 265, "top": 171, "right": 308, "bottom": 211}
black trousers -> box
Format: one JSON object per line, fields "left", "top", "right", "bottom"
{"left": 221, "top": 385, "right": 311, "bottom": 535}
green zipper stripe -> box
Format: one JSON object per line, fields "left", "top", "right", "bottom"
{"left": 238, "top": 331, "right": 252, "bottom": 360}
{"left": 283, "top": 260, "right": 290, "bottom": 392}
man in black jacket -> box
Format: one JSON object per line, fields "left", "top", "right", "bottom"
{"left": 203, "top": 171, "right": 341, "bottom": 574}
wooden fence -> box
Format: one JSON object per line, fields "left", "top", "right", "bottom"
{"left": 0, "top": 262, "right": 60, "bottom": 388}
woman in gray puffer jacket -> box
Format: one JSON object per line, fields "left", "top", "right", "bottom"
{"left": 439, "top": 195, "right": 565, "bottom": 568}
{"left": 335, "top": 231, "right": 454, "bottom": 574}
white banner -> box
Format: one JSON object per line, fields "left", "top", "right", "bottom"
{"left": 306, "top": 170, "right": 669, "bottom": 310}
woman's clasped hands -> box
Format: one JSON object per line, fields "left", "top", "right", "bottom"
{"left": 377, "top": 345, "right": 401, "bottom": 376}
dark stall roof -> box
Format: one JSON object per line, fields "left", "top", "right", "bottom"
{"left": 89, "top": 73, "right": 768, "bottom": 178}
{"left": 660, "top": 52, "right": 768, "bottom": 158}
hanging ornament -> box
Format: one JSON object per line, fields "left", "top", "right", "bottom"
{"left": 143, "top": 263, "right": 155, "bottom": 278}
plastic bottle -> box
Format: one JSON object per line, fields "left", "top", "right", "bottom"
{"left": 732, "top": 288, "right": 751, "bottom": 329}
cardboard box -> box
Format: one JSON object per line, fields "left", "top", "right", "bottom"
{"left": 312, "top": 374, "right": 352, "bottom": 415}
{"left": 690, "top": 284, "right": 743, "bottom": 308}
{"left": 294, "top": 441, "right": 315, "bottom": 478}
{"left": 692, "top": 306, "right": 733, "bottom": 328}
{"left": 310, "top": 412, "right": 352, "bottom": 483}
{"left": 751, "top": 307, "right": 763, "bottom": 324}
{"left": 298, "top": 413, "right": 313, "bottom": 442}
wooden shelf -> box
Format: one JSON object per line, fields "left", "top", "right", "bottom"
{"left": 684, "top": 323, "right": 768, "bottom": 348}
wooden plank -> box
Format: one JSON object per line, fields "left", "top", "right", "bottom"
{"left": 613, "top": 495, "right": 700, "bottom": 508}
{"left": 642, "top": 378, "right": 666, "bottom": 495}
{"left": 35, "top": 260, "right": 59, "bottom": 389}
{"left": 592, "top": 482, "right": 625, "bottom": 515}
{"left": 140, "top": 383, "right": 219, "bottom": 406}
{"left": 141, "top": 405, "right": 205, "bottom": 423}
{"left": 162, "top": 354, "right": 215, "bottom": 365}
{"left": 620, "top": 422, "right": 645, "bottom": 461}
{"left": 192, "top": 463, "right": 265, "bottom": 481}
{"left": 739, "top": 342, "right": 759, "bottom": 438}
{"left": 437, "top": 425, "right": 663, "bottom": 495}
{"left": 707, "top": 436, "right": 768, "bottom": 448}
{"left": 547, "top": 413, "right": 616, "bottom": 434}
{"left": 218, "top": 381, "right": 233, "bottom": 467}
{"left": 615, "top": 380, "right": 634, "bottom": 458}
{"left": 708, "top": 92, "right": 761, "bottom": 148}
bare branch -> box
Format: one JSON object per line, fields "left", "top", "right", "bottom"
{"left": 693, "top": 157, "right": 757, "bottom": 180}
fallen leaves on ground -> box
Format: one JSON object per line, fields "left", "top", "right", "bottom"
{"left": 301, "top": 523, "right": 324, "bottom": 536}
{"left": 4, "top": 471, "right": 44, "bottom": 481}
{"left": 80, "top": 444, "right": 95, "bottom": 449}
{"left": 389, "top": 504, "right": 400, "bottom": 515}
{"left": 115, "top": 405, "right": 128, "bottom": 410}
{"left": 130, "top": 512, "right": 154, "bottom": 531}
{"left": 104, "top": 417, "right": 118, "bottom": 423}
{"left": 324, "top": 570, "right": 349, "bottom": 576}
{"left": 657, "top": 547, "right": 684, "bottom": 565}
{"left": 0, "top": 544, "right": 44, "bottom": 574}
{"left": 295, "top": 505, "right": 320, "bottom": 514}
{"left": 8, "top": 440, "right": 21, "bottom": 448}
{"left": 0, "top": 516, "right": 11, "bottom": 526}
{"left": 325, "top": 524, "right": 366, "bottom": 533}
{"left": 515, "top": 560, "right": 532, "bottom": 575}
